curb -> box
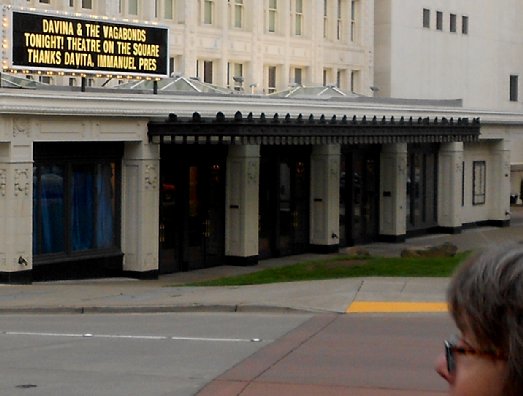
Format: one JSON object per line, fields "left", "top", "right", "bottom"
{"left": 0, "top": 304, "right": 318, "bottom": 315}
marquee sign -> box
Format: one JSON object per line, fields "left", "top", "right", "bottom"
{"left": 2, "top": 7, "right": 169, "bottom": 78}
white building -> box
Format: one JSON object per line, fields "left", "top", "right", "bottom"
{"left": 374, "top": 0, "right": 523, "bottom": 201}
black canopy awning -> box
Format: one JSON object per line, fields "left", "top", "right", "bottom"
{"left": 148, "top": 112, "right": 480, "bottom": 145}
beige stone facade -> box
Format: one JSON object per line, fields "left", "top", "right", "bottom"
{"left": 7, "top": 0, "right": 373, "bottom": 95}
{"left": 0, "top": 0, "right": 517, "bottom": 282}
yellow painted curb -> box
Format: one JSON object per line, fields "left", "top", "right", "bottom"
{"left": 347, "top": 301, "right": 448, "bottom": 313}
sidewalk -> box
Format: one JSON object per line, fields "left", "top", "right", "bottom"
{"left": 0, "top": 206, "right": 521, "bottom": 315}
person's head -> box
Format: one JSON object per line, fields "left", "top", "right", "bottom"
{"left": 435, "top": 243, "right": 523, "bottom": 395}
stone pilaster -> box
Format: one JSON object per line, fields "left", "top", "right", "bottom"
{"left": 489, "top": 140, "right": 511, "bottom": 226}
{"left": 438, "top": 142, "right": 464, "bottom": 232}
{"left": 121, "top": 141, "right": 160, "bottom": 277}
{"left": 225, "top": 145, "right": 259, "bottom": 265}
{"left": 0, "top": 117, "right": 33, "bottom": 283}
{"left": 310, "top": 145, "right": 340, "bottom": 252}
{"left": 379, "top": 143, "right": 407, "bottom": 242}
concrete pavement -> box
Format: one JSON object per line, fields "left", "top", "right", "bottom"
{"left": 0, "top": 205, "right": 521, "bottom": 315}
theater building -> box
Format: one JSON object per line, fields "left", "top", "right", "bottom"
{"left": 0, "top": 1, "right": 518, "bottom": 282}
{"left": 0, "top": 84, "right": 514, "bottom": 282}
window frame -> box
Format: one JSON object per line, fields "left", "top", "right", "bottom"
{"left": 291, "top": 0, "right": 303, "bottom": 36}
{"left": 196, "top": 60, "right": 214, "bottom": 84}
{"left": 472, "top": 160, "right": 486, "bottom": 205}
{"left": 450, "top": 13, "right": 456, "bottom": 33}
{"left": 461, "top": 161, "right": 465, "bottom": 206}
{"left": 350, "top": 0, "right": 357, "bottom": 42}
{"left": 32, "top": 143, "right": 123, "bottom": 264}
{"left": 510, "top": 75, "right": 519, "bottom": 102}
{"left": 202, "top": 0, "right": 214, "bottom": 25}
{"left": 164, "top": 0, "right": 174, "bottom": 20}
{"left": 323, "top": 0, "right": 328, "bottom": 38}
{"left": 128, "top": 0, "right": 138, "bottom": 16}
{"left": 228, "top": 0, "right": 244, "bottom": 29}
{"left": 336, "top": 0, "right": 343, "bottom": 40}
{"left": 423, "top": 8, "right": 430, "bottom": 28}
{"left": 462, "top": 15, "right": 469, "bottom": 34}
{"left": 267, "top": 65, "right": 277, "bottom": 93}
{"left": 293, "top": 67, "right": 302, "bottom": 85}
{"left": 267, "top": 0, "right": 278, "bottom": 33}
{"left": 350, "top": 69, "right": 359, "bottom": 93}
{"left": 227, "top": 62, "right": 244, "bottom": 90}
{"left": 436, "top": 11, "right": 443, "bottom": 31}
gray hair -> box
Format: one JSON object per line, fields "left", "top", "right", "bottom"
{"left": 448, "top": 243, "right": 523, "bottom": 395}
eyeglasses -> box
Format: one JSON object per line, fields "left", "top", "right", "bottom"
{"left": 444, "top": 336, "right": 507, "bottom": 374}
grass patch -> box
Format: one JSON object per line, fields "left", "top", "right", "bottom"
{"left": 186, "top": 251, "right": 471, "bottom": 286}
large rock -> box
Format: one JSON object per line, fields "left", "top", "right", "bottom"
{"left": 340, "top": 246, "right": 371, "bottom": 257}
{"left": 400, "top": 242, "right": 458, "bottom": 258}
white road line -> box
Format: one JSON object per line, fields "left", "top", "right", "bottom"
{"left": 1, "top": 331, "right": 264, "bottom": 343}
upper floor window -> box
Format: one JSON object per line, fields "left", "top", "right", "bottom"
{"left": 39, "top": 0, "right": 50, "bottom": 3}
{"left": 450, "top": 13, "right": 456, "bottom": 32}
{"left": 228, "top": 0, "right": 244, "bottom": 28}
{"left": 436, "top": 11, "right": 443, "bottom": 30}
{"left": 337, "top": 69, "right": 347, "bottom": 90}
{"left": 204, "top": 61, "right": 213, "bottom": 83}
{"left": 462, "top": 16, "right": 469, "bottom": 34}
{"left": 337, "top": 0, "right": 343, "bottom": 40}
{"left": 292, "top": 67, "right": 302, "bottom": 85}
{"left": 128, "top": 0, "right": 138, "bottom": 15}
{"left": 267, "top": 0, "right": 278, "bottom": 33}
{"left": 202, "top": 0, "right": 214, "bottom": 25}
{"left": 350, "top": 0, "right": 358, "bottom": 42}
{"left": 155, "top": 0, "right": 175, "bottom": 19}
{"left": 350, "top": 69, "right": 359, "bottom": 92}
{"left": 39, "top": 75, "right": 53, "bottom": 84}
{"left": 510, "top": 75, "right": 519, "bottom": 102}
{"left": 291, "top": 0, "right": 303, "bottom": 36}
{"left": 228, "top": 62, "right": 244, "bottom": 91}
{"left": 267, "top": 65, "right": 277, "bottom": 93}
{"left": 472, "top": 161, "right": 486, "bottom": 205}
{"left": 423, "top": 8, "right": 430, "bottom": 28}
{"left": 323, "top": 0, "right": 328, "bottom": 38}
{"left": 68, "top": 0, "right": 93, "bottom": 10}
{"left": 165, "top": 0, "right": 174, "bottom": 19}
{"left": 196, "top": 60, "right": 213, "bottom": 84}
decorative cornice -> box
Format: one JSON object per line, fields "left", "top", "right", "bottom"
{"left": 0, "top": 89, "right": 520, "bottom": 128}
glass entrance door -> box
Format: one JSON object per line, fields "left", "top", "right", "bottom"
{"left": 406, "top": 144, "right": 438, "bottom": 232}
{"left": 159, "top": 147, "right": 226, "bottom": 273}
{"left": 259, "top": 147, "right": 310, "bottom": 259}
{"left": 340, "top": 146, "right": 380, "bottom": 246}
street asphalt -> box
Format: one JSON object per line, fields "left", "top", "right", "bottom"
{"left": 1, "top": 206, "right": 522, "bottom": 315}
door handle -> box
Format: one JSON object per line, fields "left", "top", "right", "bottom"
{"left": 159, "top": 223, "right": 165, "bottom": 243}
{"left": 292, "top": 211, "right": 299, "bottom": 229}
{"left": 203, "top": 219, "right": 210, "bottom": 238}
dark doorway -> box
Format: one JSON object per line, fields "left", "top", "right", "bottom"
{"left": 340, "top": 146, "right": 380, "bottom": 246}
{"left": 406, "top": 144, "right": 438, "bottom": 232}
{"left": 159, "top": 146, "right": 226, "bottom": 273}
{"left": 259, "top": 147, "right": 311, "bottom": 259}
